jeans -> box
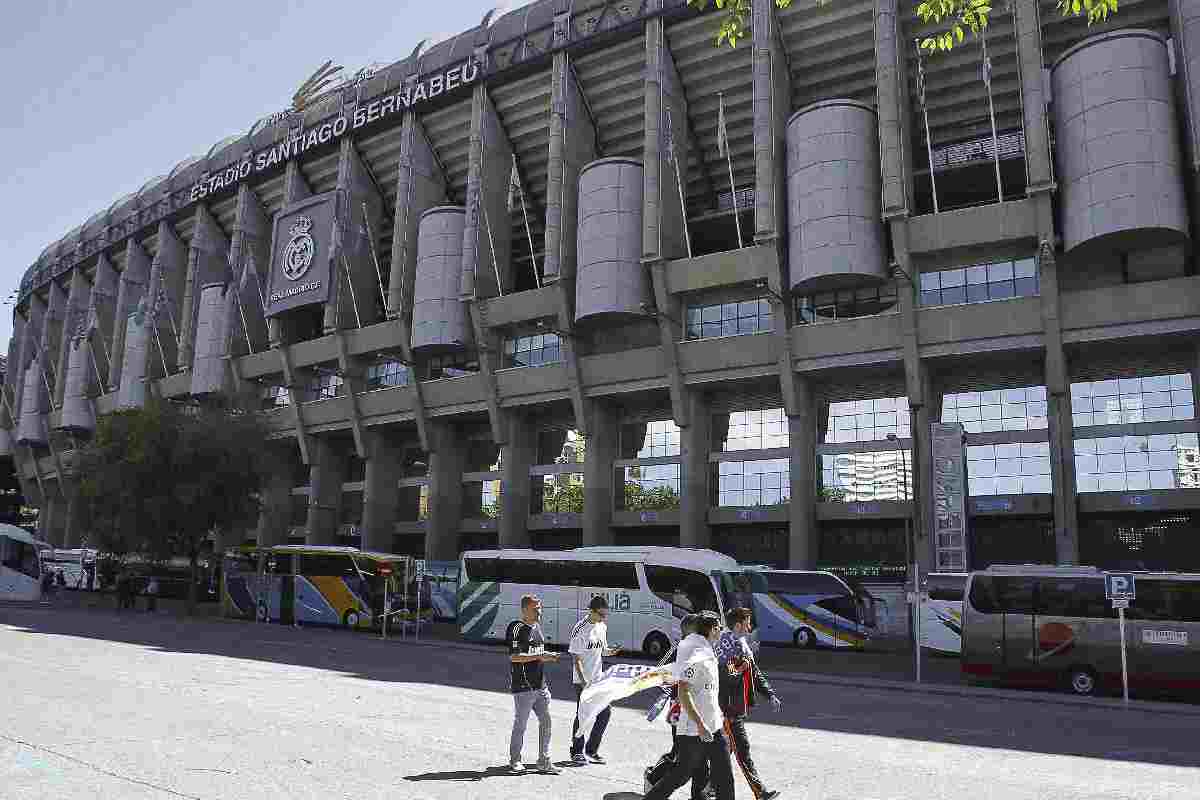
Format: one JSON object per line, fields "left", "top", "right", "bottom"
{"left": 726, "top": 715, "right": 768, "bottom": 798}
{"left": 570, "top": 683, "right": 610, "bottom": 756}
{"left": 643, "top": 732, "right": 734, "bottom": 800}
{"left": 510, "top": 686, "right": 552, "bottom": 765}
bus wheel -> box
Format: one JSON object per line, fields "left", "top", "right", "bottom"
{"left": 1067, "top": 666, "right": 1098, "bottom": 696}
{"left": 794, "top": 627, "right": 817, "bottom": 649}
{"left": 644, "top": 632, "right": 671, "bottom": 660}
{"left": 343, "top": 610, "right": 361, "bottom": 628}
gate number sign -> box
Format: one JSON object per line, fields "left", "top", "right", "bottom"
{"left": 1104, "top": 573, "right": 1136, "bottom": 602}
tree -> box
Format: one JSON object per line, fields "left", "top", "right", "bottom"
{"left": 76, "top": 396, "right": 278, "bottom": 614}
{"left": 687, "top": 0, "right": 1119, "bottom": 53}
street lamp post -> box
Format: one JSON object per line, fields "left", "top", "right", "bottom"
{"left": 887, "top": 432, "right": 919, "bottom": 684}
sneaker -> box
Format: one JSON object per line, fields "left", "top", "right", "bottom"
{"left": 644, "top": 768, "right": 653, "bottom": 794}
{"left": 509, "top": 762, "right": 525, "bottom": 773}
{"left": 762, "top": 791, "right": 781, "bottom": 800}
{"left": 571, "top": 753, "right": 588, "bottom": 765}
{"left": 536, "top": 760, "right": 561, "bottom": 775}
{"left": 585, "top": 752, "right": 606, "bottom": 764}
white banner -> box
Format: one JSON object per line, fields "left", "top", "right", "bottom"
{"left": 576, "top": 663, "right": 673, "bottom": 740}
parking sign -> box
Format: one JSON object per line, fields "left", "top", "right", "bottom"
{"left": 415, "top": 559, "right": 426, "bottom": 583}
{"left": 1104, "top": 573, "right": 1136, "bottom": 601}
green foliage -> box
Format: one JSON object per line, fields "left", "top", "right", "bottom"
{"left": 76, "top": 396, "right": 278, "bottom": 611}
{"left": 541, "top": 481, "right": 585, "bottom": 514}
{"left": 687, "top": 0, "right": 794, "bottom": 49}
{"left": 622, "top": 482, "right": 682, "bottom": 511}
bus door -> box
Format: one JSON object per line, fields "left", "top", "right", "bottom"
{"left": 271, "top": 553, "right": 295, "bottom": 625}
{"left": 995, "top": 576, "right": 1037, "bottom": 683}
{"left": 1127, "top": 580, "right": 1200, "bottom": 692}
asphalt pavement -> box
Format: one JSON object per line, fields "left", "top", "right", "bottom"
{"left": 2, "top": 604, "right": 1199, "bottom": 800}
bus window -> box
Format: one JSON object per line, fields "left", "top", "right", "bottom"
{"left": 765, "top": 572, "right": 846, "bottom": 598}
{"left": 993, "top": 577, "right": 1035, "bottom": 614}
{"left": 268, "top": 554, "right": 294, "bottom": 575}
{"left": 817, "top": 595, "right": 860, "bottom": 623}
{"left": 299, "top": 554, "right": 356, "bottom": 577}
{"left": 928, "top": 583, "right": 965, "bottom": 602}
{"left": 967, "top": 575, "right": 999, "bottom": 613}
{"left": 463, "top": 557, "right": 500, "bottom": 582}
{"left": 1036, "top": 578, "right": 1110, "bottom": 619}
{"left": 645, "top": 566, "right": 719, "bottom": 617}
{"left": 502, "top": 559, "right": 544, "bottom": 585}
{"left": 1129, "top": 581, "right": 1200, "bottom": 623}
{"left": 576, "top": 561, "right": 639, "bottom": 590}
{"left": 1, "top": 537, "right": 39, "bottom": 580}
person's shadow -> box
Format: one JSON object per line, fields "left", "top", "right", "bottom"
{"left": 405, "top": 762, "right": 581, "bottom": 783}
{"left": 601, "top": 793, "right": 644, "bottom": 800}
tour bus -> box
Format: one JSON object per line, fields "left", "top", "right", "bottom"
{"left": 739, "top": 569, "right": 876, "bottom": 649}
{"left": 961, "top": 565, "right": 1200, "bottom": 696}
{"left": 921, "top": 572, "right": 967, "bottom": 655}
{"left": 0, "top": 525, "right": 46, "bottom": 602}
{"left": 222, "top": 545, "right": 416, "bottom": 630}
{"left": 458, "top": 546, "right": 740, "bottom": 659}
{"left": 423, "top": 560, "right": 461, "bottom": 621}
{"left": 39, "top": 548, "right": 100, "bottom": 591}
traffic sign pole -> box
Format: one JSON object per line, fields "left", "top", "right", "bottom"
{"left": 1118, "top": 605, "right": 1129, "bottom": 706}
{"left": 415, "top": 559, "right": 425, "bottom": 642}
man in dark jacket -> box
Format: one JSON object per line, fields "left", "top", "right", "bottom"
{"left": 717, "top": 607, "right": 782, "bottom": 800}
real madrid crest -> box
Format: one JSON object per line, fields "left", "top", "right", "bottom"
{"left": 281, "top": 216, "right": 315, "bottom": 281}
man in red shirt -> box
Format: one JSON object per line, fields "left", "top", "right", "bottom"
{"left": 718, "top": 607, "right": 782, "bottom": 800}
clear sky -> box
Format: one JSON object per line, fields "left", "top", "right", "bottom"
{"left": 0, "top": 0, "right": 532, "bottom": 353}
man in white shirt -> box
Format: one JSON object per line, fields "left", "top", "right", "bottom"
{"left": 568, "top": 595, "right": 621, "bottom": 764}
{"left": 643, "top": 613, "right": 735, "bottom": 800}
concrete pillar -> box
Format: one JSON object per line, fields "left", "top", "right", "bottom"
{"left": 1191, "top": 344, "right": 1200, "bottom": 411}
{"left": 1013, "top": 0, "right": 1055, "bottom": 195}
{"left": 41, "top": 489, "right": 66, "bottom": 548}
{"left": 109, "top": 239, "right": 151, "bottom": 392}
{"left": 679, "top": 392, "right": 711, "bottom": 550}
{"left": 325, "top": 140, "right": 384, "bottom": 333}
{"left": 909, "top": 386, "right": 935, "bottom": 574}
{"left": 228, "top": 184, "right": 271, "bottom": 357}
{"left": 361, "top": 429, "right": 403, "bottom": 552}
{"left": 389, "top": 110, "right": 446, "bottom": 317}
{"left": 752, "top": 0, "right": 791, "bottom": 241}
{"left": 182, "top": 206, "right": 231, "bottom": 375}
{"left": 461, "top": 84, "right": 514, "bottom": 300}
{"left": 40, "top": 281, "right": 67, "bottom": 409}
{"left": 425, "top": 423, "right": 466, "bottom": 561}
{"left": 256, "top": 468, "right": 292, "bottom": 548}
{"left": 150, "top": 221, "right": 187, "bottom": 379}
{"left": 873, "top": 0, "right": 912, "bottom": 220}
{"left": 305, "top": 436, "right": 347, "bottom": 545}
{"left": 788, "top": 379, "right": 817, "bottom": 568}
{"left": 583, "top": 402, "right": 617, "bottom": 547}
{"left": 55, "top": 270, "right": 90, "bottom": 412}
{"left": 501, "top": 412, "right": 536, "bottom": 548}
{"left": 643, "top": 14, "right": 691, "bottom": 264}
{"left": 62, "top": 493, "right": 83, "bottom": 548}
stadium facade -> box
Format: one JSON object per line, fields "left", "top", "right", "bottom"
{"left": 4, "top": 0, "right": 1200, "bottom": 574}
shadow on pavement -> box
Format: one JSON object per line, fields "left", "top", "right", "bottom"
{"left": 404, "top": 765, "right": 528, "bottom": 782}
{"left": 5, "top": 604, "right": 1200, "bottom": 771}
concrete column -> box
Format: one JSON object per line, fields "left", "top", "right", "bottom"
{"left": 643, "top": 14, "right": 691, "bottom": 264}
{"left": 3, "top": 314, "right": 26, "bottom": 434}
{"left": 461, "top": 84, "right": 514, "bottom": 300}
{"left": 909, "top": 386, "right": 935, "bottom": 573}
{"left": 1191, "top": 344, "right": 1200, "bottom": 411}
{"left": 256, "top": 469, "right": 292, "bottom": 548}
{"left": 1013, "top": 0, "right": 1055, "bottom": 195}
{"left": 325, "top": 140, "right": 384, "bottom": 333}
{"left": 150, "top": 221, "right": 187, "bottom": 379}
{"left": 389, "top": 110, "right": 446, "bottom": 318}
{"left": 425, "top": 423, "right": 466, "bottom": 561}
{"left": 41, "top": 489, "right": 66, "bottom": 548}
{"left": 362, "top": 429, "right": 403, "bottom": 553}
{"left": 752, "top": 0, "right": 791, "bottom": 241}
{"left": 788, "top": 379, "right": 817, "bottom": 568}
{"left": 499, "top": 413, "right": 536, "bottom": 548}
{"left": 62, "top": 493, "right": 83, "bottom": 548}
{"left": 41, "top": 281, "right": 67, "bottom": 409}
{"left": 228, "top": 184, "right": 271, "bottom": 358}
{"left": 55, "top": 270, "right": 90, "bottom": 412}
{"left": 305, "top": 437, "right": 347, "bottom": 545}
{"left": 874, "top": 0, "right": 912, "bottom": 220}
{"left": 679, "top": 391, "right": 711, "bottom": 550}
{"left": 582, "top": 402, "right": 617, "bottom": 547}
{"left": 109, "top": 239, "right": 151, "bottom": 392}
{"left": 182, "top": 206, "right": 231, "bottom": 376}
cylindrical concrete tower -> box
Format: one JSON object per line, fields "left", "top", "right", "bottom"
{"left": 786, "top": 99, "right": 886, "bottom": 293}
{"left": 17, "top": 361, "right": 47, "bottom": 446}
{"left": 575, "top": 157, "right": 647, "bottom": 325}
{"left": 1052, "top": 29, "right": 1189, "bottom": 253}
{"left": 60, "top": 334, "right": 95, "bottom": 434}
{"left": 411, "top": 206, "right": 469, "bottom": 353}
{"left": 190, "top": 282, "right": 231, "bottom": 396}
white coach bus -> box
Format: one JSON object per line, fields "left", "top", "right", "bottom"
{"left": 458, "top": 547, "right": 739, "bottom": 659}
{"left": 0, "top": 525, "right": 47, "bottom": 602}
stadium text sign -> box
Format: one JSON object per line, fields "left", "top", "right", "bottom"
{"left": 190, "top": 59, "right": 481, "bottom": 202}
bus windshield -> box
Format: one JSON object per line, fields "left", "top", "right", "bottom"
{"left": 644, "top": 565, "right": 720, "bottom": 618}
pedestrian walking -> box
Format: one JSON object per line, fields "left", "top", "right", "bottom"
{"left": 507, "top": 594, "right": 560, "bottom": 775}
{"left": 642, "top": 612, "right": 735, "bottom": 800}
{"left": 645, "top": 614, "right": 716, "bottom": 800}
{"left": 717, "top": 608, "right": 782, "bottom": 800}
{"left": 568, "top": 595, "right": 621, "bottom": 764}
{"left": 145, "top": 576, "right": 160, "bottom": 613}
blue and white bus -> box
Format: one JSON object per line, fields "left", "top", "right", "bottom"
{"left": 742, "top": 569, "right": 877, "bottom": 649}
{"left": 458, "top": 547, "right": 739, "bottom": 659}
{"left": 0, "top": 525, "right": 46, "bottom": 602}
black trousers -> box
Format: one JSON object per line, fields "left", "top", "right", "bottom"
{"left": 726, "top": 715, "right": 768, "bottom": 798}
{"left": 570, "top": 683, "right": 610, "bottom": 756}
{"left": 644, "top": 732, "right": 734, "bottom": 800}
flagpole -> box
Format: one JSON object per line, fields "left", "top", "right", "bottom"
{"left": 342, "top": 254, "right": 363, "bottom": 329}
{"left": 915, "top": 40, "right": 939, "bottom": 214}
{"left": 235, "top": 292, "right": 255, "bottom": 354}
{"left": 35, "top": 356, "right": 54, "bottom": 411}
{"left": 982, "top": 29, "right": 1004, "bottom": 204}
{"left": 718, "top": 93, "right": 744, "bottom": 249}
{"left": 510, "top": 154, "right": 541, "bottom": 289}
{"left": 87, "top": 339, "right": 104, "bottom": 388}
{"left": 159, "top": 290, "right": 180, "bottom": 348}
{"left": 361, "top": 201, "right": 388, "bottom": 313}
{"left": 152, "top": 326, "right": 170, "bottom": 377}
{"left": 665, "top": 108, "right": 692, "bottom": 259}
{"left": 482, "top": 202, "right": 504, "bottom": 297}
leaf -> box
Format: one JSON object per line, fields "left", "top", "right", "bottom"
{"left": 955, "top": 24, "right": 964, "bottom": 42}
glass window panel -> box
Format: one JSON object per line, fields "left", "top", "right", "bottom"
{"left": 939, "top": 269, "right": 965, "bottom": 287}
{"left": 1092, "top": 380, "right": 1119, "bottom": 397}
{"left": 1174, "top": 404, "right": 1196, "bottom": 421}
{"left": 1171, "top": 373, "right": 1193, "bottom": 390}
{"left": 987, "top": 261, "right": 1015, "bottom": 281}
{"left": 966, "top": 266, "right": 989, "bottom": 285}
{"left": 1014, "top": 258, "right": 1037, "bottom": 279}
{"left": 920, "top": 272, "right": 940, "bottom": 291}
{"left": 920, "top": 290, "right": 941, "bottom": 306}
{"left": 1014, "top": 277, "right": 1039, "bottom": 297}
{"left": 967, "top": 283, "right": 990, "bottom": 303}
{"left": 940, "top": 286, "right": 966, "bottom": 305}
{"left": 1149, "top": 471, "right": 1176, "bottom": 490}
{"left": 988, "top": 280, "right": 1015, "bottom": 300}
{"left": 1125, "top": 472, "right": 1151, "bottom": 490}
{"left": 1098, "top": 474, "right": 1127, "bottom": 492}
